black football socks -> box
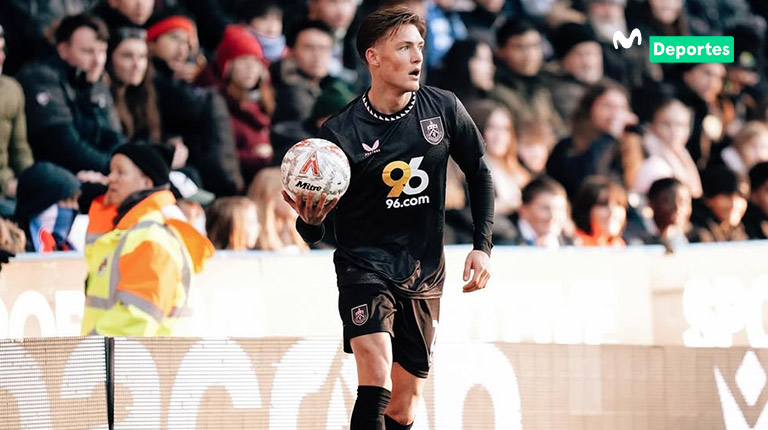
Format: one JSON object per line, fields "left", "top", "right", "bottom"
{"left": 350, "top": 385, "right": 391, "bottom": 430}
{"left": 384, "top": 414, "right": 414, "bottom": 429}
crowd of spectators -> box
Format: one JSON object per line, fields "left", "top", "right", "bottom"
{"left": 1, "top": 0, "right": 768, "bottom": 254}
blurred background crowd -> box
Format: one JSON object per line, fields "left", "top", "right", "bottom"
{"left": 0, "top": 0, "right": 768, "bottom": 255}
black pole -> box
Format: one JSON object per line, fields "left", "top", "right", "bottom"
{"left": 105, "top": 337, "right": 115, "bottom": 430}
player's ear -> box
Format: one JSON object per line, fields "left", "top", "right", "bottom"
{"left": 366, "top": 47, "right": 380, "bottom": 67}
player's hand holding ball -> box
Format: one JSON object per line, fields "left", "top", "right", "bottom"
{"left": 281, "top": 189, "right": 337, "bottom": 225}
{"left": 280, "top": 138, "right": 351, "bottom": 225}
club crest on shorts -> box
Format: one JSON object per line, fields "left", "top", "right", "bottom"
{"left": 420, "top": 116, "right": 444, "bottom": 145}
{"left": 351, "top": 304, "right": 369, "bottom": 326}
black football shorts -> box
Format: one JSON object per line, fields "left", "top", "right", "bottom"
{"left": 338, "top": 282, "right": 440, "bottom": 379}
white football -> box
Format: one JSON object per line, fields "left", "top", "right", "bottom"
{"left": 280, "top": 138, "right": 351, "bottom": 204}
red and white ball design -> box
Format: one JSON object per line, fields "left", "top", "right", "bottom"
{"left": 280, "top": 138, "right": 351, "bottom": 204}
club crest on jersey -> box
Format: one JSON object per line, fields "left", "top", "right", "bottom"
{"left": 299, "top": 151, "right": 321, "bottom": 178}
{"left": 351, "top": 304, "right": 369, "bottom": 326}
{"left": 420, "top": 117, "right": 444, "bottom": 145}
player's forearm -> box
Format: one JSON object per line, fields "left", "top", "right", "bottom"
{"left": 296, "top": 218, "right": 326, "bottom": 244}
{"left": 464, "top": 158, "right": 494, "bottom": 255}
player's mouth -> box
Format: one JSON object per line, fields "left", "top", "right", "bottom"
{"left": 409, "top": 69, "right": 420, "bottom": 79}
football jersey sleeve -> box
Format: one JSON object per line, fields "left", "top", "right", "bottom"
{"left": 449, "top": 95, "right": 494, "bottom": 255}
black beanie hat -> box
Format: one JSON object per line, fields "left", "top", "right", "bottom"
{"left": 107, "top": 27, "right": 147, "bottom": 72}
{"left": 112, "top": 142, "right": 171, "bottom": 187}
{"left": 15, "top": 162, "right": 81, "bottom": 222}
{"left": 703, "top": 166, "right": 749, "bottom": 198}
{"left": 552, "top": 22, "right": 598, "bottom": 59}
{"left": 726, "top": 22, "right": 764, "bottom": 72}
{"left": 749, "top": 161, "right": 768, "bottom": 191}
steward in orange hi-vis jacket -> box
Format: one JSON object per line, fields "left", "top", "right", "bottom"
{"left": 81, "top": 143, "right": 214, "bottom": 336}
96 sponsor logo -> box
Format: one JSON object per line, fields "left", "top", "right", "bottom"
{"left": 381, "top": 156, "right": 430, "bottom": 210}
{"left": 386, "top": 195, "right": 430, "bottom": 209}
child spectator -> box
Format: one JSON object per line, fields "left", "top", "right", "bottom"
{"left": 205, "top": 196, "right": 259, "bottom": 251}
{"left": 510, "top": 176, "right": 573, "bottom": 247}
{"left": 572, "top": 176, "right": 628, "bottom": 247}
{"left": 14, "top": 162, "right": 81, "bottom": 252}
{"left": 642, "top": 178, "right": 695, "bottom": 250}
{"left": 215, "top": 25, "right": 273, "bottom": 186}
{"left": 238, "top": 0, "right": 286, "bottom": 63}
{"left": 247, "top": 168, "right": 308, "bottom": 252}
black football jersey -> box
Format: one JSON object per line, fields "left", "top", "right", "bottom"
{"left": 298, "top": 86, "right": 494, "bottom": 298}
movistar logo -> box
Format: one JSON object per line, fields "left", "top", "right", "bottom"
{"left": 613, "top": 28, "right": 642, "bottom": 49}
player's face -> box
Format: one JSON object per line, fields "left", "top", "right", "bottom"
{"left": 372, "top": 24, "right": 424, "bottom": 92}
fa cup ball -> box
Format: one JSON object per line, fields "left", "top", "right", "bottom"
{"left": 280, "top": 138, "right": 351, "bottom": 204}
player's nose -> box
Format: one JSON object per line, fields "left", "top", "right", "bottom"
{"left": 411, "top": 48, "right": 423, "bottom": 64}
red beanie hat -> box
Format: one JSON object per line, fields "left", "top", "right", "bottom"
{"left": 146, "top": 16, "right": 196, "bottom": 42}
{"left": 215, "top": 25, "right": 266, "bottom": 77}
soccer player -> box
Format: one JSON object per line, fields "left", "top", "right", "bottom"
{"left": 283, "top": 6, "right": 493, "bottom": 429}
